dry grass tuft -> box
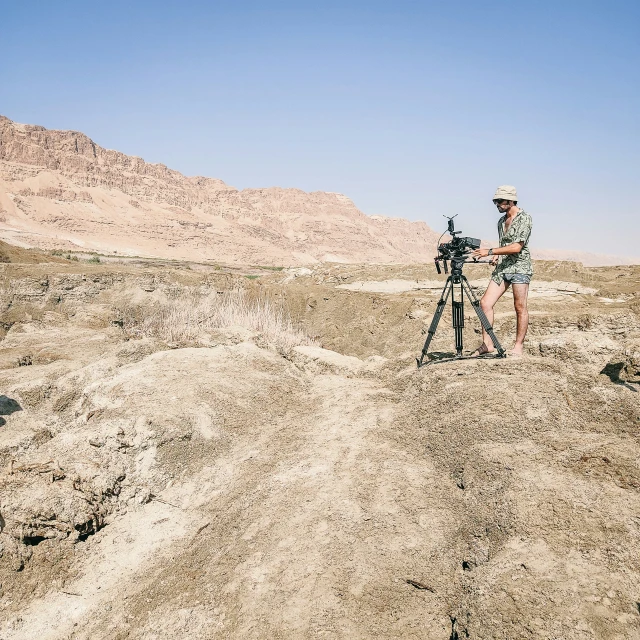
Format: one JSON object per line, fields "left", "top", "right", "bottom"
{"left": 117, "top": 289, "right": 316, "bottom": 352}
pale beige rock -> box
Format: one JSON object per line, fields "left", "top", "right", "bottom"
{"left": 336, "top": 278, "right": 598, "bottom": 296}
{"left": 291, "top": 344, "right": 364, "bottom": 372}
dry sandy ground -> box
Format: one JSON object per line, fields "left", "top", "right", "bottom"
{"left": 0, "top": 253, "right": 639, "bottom": 639}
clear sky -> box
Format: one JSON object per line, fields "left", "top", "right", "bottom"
{"left": 2, "top": 0, "right": 639, "bottom": 257}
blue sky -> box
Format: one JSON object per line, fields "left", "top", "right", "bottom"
{"left": 2, "top": 0, "right": 639, "bottom": 257}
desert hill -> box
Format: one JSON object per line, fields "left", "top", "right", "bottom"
{"left": 0, "top": 239, "right": 70, "bottom": 265}
{"left": 0, "top": 115, "right": 443, "bottom": 265}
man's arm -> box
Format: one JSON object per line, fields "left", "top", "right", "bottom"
{"left": 472, "top": 241, "right": 524, "bottom": 258}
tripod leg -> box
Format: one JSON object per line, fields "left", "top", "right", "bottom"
{"left": 461, "top": 277, "right": 506, "bottom": 357}
{"left": 452, "top": 299, "right": 464, "bottom": 357}
{"left": 418, "top": 279, "right": 452, "bottom": 367}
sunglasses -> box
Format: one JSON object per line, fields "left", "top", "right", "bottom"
{"left": 493, "top": 199, "right": 507, "bottom": 205}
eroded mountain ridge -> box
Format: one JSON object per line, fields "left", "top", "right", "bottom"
{"left": 0, "top": 116, "right": 441, "bottom": 265}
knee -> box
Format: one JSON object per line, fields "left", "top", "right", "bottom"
{"left": 514, "top": 301, "right": 528, "bottom": 315}
{"left": 480, "top": 298, "right": 493, "bottom": 312}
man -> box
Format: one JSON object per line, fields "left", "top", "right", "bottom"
{"left": 470, "top": 185, "right": 533, "bottom": 357}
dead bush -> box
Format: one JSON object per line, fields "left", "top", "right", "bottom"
{"left": 115, "top": 289, "right": 316, "bottom": 352}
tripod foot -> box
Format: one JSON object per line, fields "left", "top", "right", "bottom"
{"left": 469, "top": 345, "right": 493, "bottom": 357}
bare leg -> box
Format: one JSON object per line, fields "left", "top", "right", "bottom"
{"left": 510, "top": 283, "right": 529, "bottom": 355}
{"left": 471, "top": 279, "right": 508, "bottom": 354}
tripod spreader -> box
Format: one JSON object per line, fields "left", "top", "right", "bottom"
{"left": 417, "top": 268, "right": 506, "bottom": 367}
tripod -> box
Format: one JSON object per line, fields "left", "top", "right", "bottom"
{"left": 417, "top": 257, "right": 506, "bottom": 367}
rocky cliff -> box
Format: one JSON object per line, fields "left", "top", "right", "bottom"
{"left": 0, "top": 116, "right": 441, "bottom": 265}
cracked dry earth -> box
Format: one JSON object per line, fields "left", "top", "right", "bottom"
{"left": 0, "top": 254, "right": 639, "bottom": 639}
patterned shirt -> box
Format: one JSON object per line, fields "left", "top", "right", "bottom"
{"left": 492, "top": 210, "right": 533, "bottom": 282}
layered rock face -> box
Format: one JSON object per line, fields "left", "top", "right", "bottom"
{"left": 0, "top": 116, "right": 440, "bottom": 264}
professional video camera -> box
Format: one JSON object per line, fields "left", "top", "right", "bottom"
{"left": 417, "top": 215, "right": 506, "bottom": 366}
{"left": 434, "top": 215, "right": 481, "bottom": 274}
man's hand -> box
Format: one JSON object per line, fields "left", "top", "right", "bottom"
{"left": 471, "top": 248, "right": 498, "bottom": 266}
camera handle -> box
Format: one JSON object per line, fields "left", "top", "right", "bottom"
{"left": 434, "top": 258, "right": 449, "bottom": 274}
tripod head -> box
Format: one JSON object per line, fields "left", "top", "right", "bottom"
{"left": 434, "top": 215, "right": 482, "bottom": 277}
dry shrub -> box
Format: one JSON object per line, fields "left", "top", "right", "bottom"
{"left": 118, "top": 289, "right": 316, "bottom": 352}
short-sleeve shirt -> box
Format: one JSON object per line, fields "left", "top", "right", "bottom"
{"left": 491, "top": 210, "right": 533, "bottom": 284}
